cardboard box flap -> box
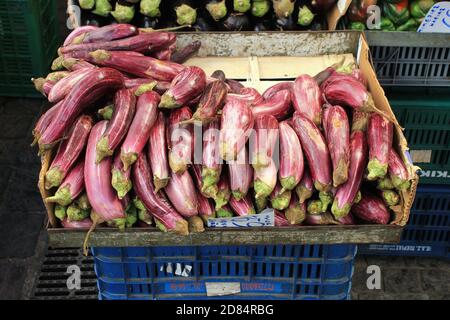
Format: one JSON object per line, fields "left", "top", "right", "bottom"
{"left": 357, "top": 33, "right": 419, "bottom": 226}
{"left": 327, "top": 0, "right": 353, "bottom": 31}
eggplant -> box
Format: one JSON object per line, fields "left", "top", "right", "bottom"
{"left": 81, "top": 11, "right": 106, "bottom": 27}
{"left": 173, "top": 0, "right": 198, "bottom": 26}
{"left": 275, "top": 13, "right": 297, "bottom": 30}
{"left": 297, "top": 5, "right": 315, "bottom": 27}
{"left": 250, "top": 3, "right": 275, "bottom": 30}
{"left": 272, "top": 0, "right": 295, "bottom": 18}
{"left": 111, "top": 0, "right": 136, "bottom": 23}
{"left": 206, "top": 0, "right": 228, "bottom": 21}
{"left": 252, "top": 0, "right": 271, "bottom": 17}
{"left": 211, "top": 70, "right": 226, "bottom": 81}
{"left": 140, "top": 0, "right": 162, "bottom": 18}
{"left": 233, "top": 0, "right": 252, "bottom": 13}
{"left": 222, "top": 12, "right": 251, "bottom": 31}
{"left": 194, "top": 9, "right": 219, "bottom": 31}
{"left": 135, "top": 12, "right": 160, "bottom": 28}
{"left": 252, "top": 16, "right": 276, "bottom": 31}
{"left": 79, "top": 0, "right": 95, "bottom": 10}
{"left": 92, "top": 0, "right": 113, "bottom": 17}
{"left": 309, "top": 17, "right": 327, "bottom": 30}
{"left": 310, "top": 0, "right": 337, "bottom": 14}
{"left": 273, "top": 0, "right": 298, "bottom": 30}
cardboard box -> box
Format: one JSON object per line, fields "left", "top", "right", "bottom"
{"left": 41, "top": 31, "right": 419, "bottom": 247}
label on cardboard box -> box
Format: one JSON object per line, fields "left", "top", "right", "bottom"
{"left": 418, "top": 2, "right": 450, "bottom": 33}
{"left": 206, "top": 209, "right": 274, "bottom": 228}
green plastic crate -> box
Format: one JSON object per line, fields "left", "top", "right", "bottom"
{"left": 0, "top": 0, "right": 60, "bottom": 97}
{"left": 388, "top": 94, "right": 450, "bottom": 185}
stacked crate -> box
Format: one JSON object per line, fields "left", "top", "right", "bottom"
{"left": 359, "top": 32, "right": 450, "bottom": 259}
{"left": 0, "top": 0, "right": 60, "bottom": 97}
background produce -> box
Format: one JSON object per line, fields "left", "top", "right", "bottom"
{"left": 34, "top": 23, "right": 414, "bottom": 236}
{"left": 72, "top": 0, "right": 335, "bottom": 30}
{"left": 345, "top": 0, "right": 436, "bottom": 31}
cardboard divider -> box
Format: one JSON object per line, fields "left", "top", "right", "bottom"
{"left": 186, "top": 54, "right": 356, "bottom": 93}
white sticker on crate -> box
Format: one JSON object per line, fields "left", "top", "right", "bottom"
{"left": 410, "top": 150, "right": 432, "bottom": 163}
{"left": 160, "top": 263, "right": 192, "bottom": 277}
{"left": 418, "top": 2, "right": 450, "bottom": 33}
{"left": 206, "top": 209, "right": 275, "bottom": 228}
{"left": 205, "top": 282, "right": 241, "bottom": 297}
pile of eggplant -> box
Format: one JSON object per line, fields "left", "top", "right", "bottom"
{"left": 76, "top": 0, "right": 335, "bottom": 31}
{"left": 33, "top": 24, "right": 413, "bottom": 236}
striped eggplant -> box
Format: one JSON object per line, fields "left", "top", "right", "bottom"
{"left": 96, "top": 89, "right": 136, "bottom": 163}
{"left": 292, "top": 113, "right": 332, "bottom": 192}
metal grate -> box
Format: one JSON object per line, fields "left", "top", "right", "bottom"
{"left": 32, "top": 248, "right": 98, "bottom": 300}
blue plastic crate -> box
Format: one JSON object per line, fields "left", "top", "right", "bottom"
{"left": 359, "top": 185, "right": 450, "bottom": 259}
{"left": 92, "top": 244, "right": 357, "bottom": 300}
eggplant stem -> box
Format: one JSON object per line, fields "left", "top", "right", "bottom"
{"left": 83, "top": 214, "right": 102, "bottom": 256}
{"left": 31, "top": 135, "right": 39, "bottom": 147}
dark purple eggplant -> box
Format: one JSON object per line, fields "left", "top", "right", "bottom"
{"left": 171, "top": 41, "right": 201, "bottom": 64}
{"left": 81, "top": 11, "right": 106, "bottom": 27}
{"left": 193, "top": 13, "right": 218, "bottom": 31}
{"left": 173, "top": 0, "right": 198, "bottom": 26}
{"left": 272, "top": 0, "right": 298, "bottom": 30}
{"left": 211, "top": 70, "right": 227, "bottom": 81}
{"left": 135, "top": 12, "right": 160, "bottom": 28}
{"left": 309, "top": 17, "right": 327, "bottom": 30}
{"left": 275, "top": 14, "right": 297, "bottom": 30}
{"left": 222, "top": 12, "right": 251, "bottom": 31}
{"left": 205, "top": 0, "right": 228, "bottom": 21}
{"left": 251, "top": 0, "right": 271, "bottom": 18}
{"left": 310, "top": 0, "right": 337, "bottom": 14}
{"left": 252, "top": 14, "right": 275, "bottom": 31}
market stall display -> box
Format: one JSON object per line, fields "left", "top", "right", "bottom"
{"left": 32, "top": 30, "right": 418, "bottom": 249}
{"left": 69, "top": 0, "right": 340, "bottom": 30}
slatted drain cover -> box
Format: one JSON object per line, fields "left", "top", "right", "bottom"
{"left": 32, "top": 248, "right": 98, "bottom": 300}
